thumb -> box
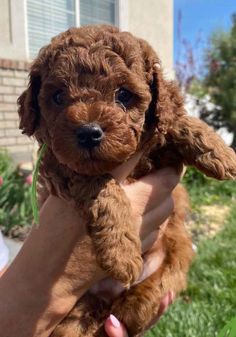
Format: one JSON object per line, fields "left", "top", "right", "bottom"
{"left": 111, "top": 152, "right": 143, "bottom": 183}
{"left": 105, "top": 315, "right": 128, "bottom": 337}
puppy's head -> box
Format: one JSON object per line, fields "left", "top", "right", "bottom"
{"left": 18, "top": 26, "right": 154, "bottom": 174}
{"left": 18, "top": 25, "right": 236, "bottom": 179}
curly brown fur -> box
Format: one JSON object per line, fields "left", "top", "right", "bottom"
{"left": 18, "top": 25, "right": 236, "bottom": 337}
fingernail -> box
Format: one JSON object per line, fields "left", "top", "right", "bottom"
{"left": 109, "top": 314, "right": 121, "bottom": 328}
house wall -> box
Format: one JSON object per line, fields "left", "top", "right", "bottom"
{"left": 0, "top": 60, "right": 34, "bottom": 162}
{"left": 128, "top": 0, "right": 173, "bottom": 76}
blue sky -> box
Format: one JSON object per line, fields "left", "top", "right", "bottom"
{"left": 174, "top": 0, "right": 236, "bottom": 63}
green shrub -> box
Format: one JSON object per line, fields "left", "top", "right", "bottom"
{"left": 0, "top": 150, "right": 33, "bottom": 234}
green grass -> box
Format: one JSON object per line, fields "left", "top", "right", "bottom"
{"left": 183, "top": 167, "right": 236, "bottom": 210}
{"left": 145, "top": 171, "right": 236, "bottom": 337}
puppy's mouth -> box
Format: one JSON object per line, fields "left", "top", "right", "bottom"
{"left": 52, "top": 119, "right": 138, "bottom": 175}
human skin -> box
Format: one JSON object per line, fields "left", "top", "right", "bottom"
{"left": 0, "top": 154, "right": 180, "bottom": 337}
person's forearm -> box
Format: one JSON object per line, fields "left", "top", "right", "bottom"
{"left": 0, "top": 197, "right": 102, "bottom": 337}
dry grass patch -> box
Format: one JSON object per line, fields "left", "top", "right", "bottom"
{"left": 186, "top": 204, "right": 230, "bottom": 243}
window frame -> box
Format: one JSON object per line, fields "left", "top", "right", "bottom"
{"left": 24, "top": 0, "right": 129, "bottom": 59}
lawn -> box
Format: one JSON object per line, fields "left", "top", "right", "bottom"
{"left": 145, "top": 170, "right": 236, "bottom": 337}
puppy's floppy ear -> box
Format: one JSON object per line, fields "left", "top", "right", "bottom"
{"left": 150, "top": 63, "right": 185, "bottom": 135}
{"left": 17, "top": 63, "right": 41, "bottom": 136}
{"left": 169, "top": 115, "right": 236, "bottom": 180}
{"left": 138, "top": 38, "right": 185, "bottom": 140}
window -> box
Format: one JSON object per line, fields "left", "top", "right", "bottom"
{"left": 80, "top": 0, "right": 118, "bottom": 26}
{"left": 27, "top": 0, "right": 76, "bottom": 58}
{"left": 26, "top": 0, "right": 119, "bottom": 58}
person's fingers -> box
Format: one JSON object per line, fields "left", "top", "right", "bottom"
{"left": 141, "top": 230, "right": 159, "bottom": 253}
{"left": 157, "top": 293, "right": 171, "bottom": 318}
{"left": 105, "top": 315, "right": 128, "bottom": 337}
{"left": 111, "top": 152, "right": 143, "bottom": 182}
{"left": 157, "top": 291, "right": 175, "bottom": 318}
{"left": 146, "top": 291, "right": 175, "bottom": 330}
{"left": 136, "top": 239, "right": 166, "bottom": 284}
{"left": 124, "top": 168, "right": 180, "bottom": 215}
{"left": 140, "top": 197, "right": 173, "bottom": 238}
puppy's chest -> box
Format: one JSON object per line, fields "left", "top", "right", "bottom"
{"left": 38, "top": 151, "right": 112, "bottom": 211}
{"left": 38, "top": 145, "right": 182, "bottom": 205}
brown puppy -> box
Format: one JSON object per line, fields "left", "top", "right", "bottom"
{"left": 18, "top": 25, "right": 236, "bottom": 337}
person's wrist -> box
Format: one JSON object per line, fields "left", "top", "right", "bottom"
{"left": 0, "top": 195, "right": 105, "bottom": 337}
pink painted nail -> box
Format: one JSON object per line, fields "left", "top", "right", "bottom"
{"left": 109, "top": 314, "right": 121, "bottom": 328}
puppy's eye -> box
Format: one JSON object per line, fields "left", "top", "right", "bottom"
{"left": 115, "top": 88, "right": 133, "bottom": 108}
{"left": 52, "top": 90, "right": 64, "bottom": 106}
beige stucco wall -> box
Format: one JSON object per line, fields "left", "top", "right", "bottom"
{"left": 0, "top": 0, "right": 27, "bottom": 61}
{"left": 128, "top": 0, "right": 173, "bottom": 76}
{"left": 0, "top": 0, "right": 11, "bottom": 45}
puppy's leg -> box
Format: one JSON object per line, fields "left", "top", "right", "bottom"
{"left": 111, "top": 252, "right": 192, "bottom": 337}
{"left": 88, "top": 177, "right": 143, "bottom": 288}
{"left": 50, "top": 293, "right": 110, "bottom": 337}
{"left": 169, "top": 115, "right": 236, "bottom": 180}
{"left": 70, "top": 175, "right": 143, "bottom": 288}
{"left": 111, "top": 212, "right": 194, "bottom": 336}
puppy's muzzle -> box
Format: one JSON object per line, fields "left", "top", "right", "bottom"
{"left": 77, "top": 123, "right": 104, "bottom": 149}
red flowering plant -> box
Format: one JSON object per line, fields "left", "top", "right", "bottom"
{"left": 0, "top": 150, "right": 33, "bottom": 236}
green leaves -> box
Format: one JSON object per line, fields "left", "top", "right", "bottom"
{"left": 203, "top": 14, "right": 236, "bottom": 141}
{"left": 0, "top": 151, "right": 33, "bottom": 234}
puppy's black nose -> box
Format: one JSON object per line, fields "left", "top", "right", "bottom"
{"left": 77, "top": 123, "right": 104, "bottom": 149}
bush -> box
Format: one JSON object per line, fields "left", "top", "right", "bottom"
{"left": 0, "top": 150, "right": 33, "bottom": 235}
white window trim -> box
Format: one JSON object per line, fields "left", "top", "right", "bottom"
{"left": 117, "top": 0, "right": 129, "bottom": 31}
{"left": 24, "top": 0, "right": 30, "bottom": 59}
{"left": 75, "top": 0, "right": 80, "bottom": 26}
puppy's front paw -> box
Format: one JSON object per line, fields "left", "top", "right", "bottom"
{"left": 110, "top": 252, "right": 143, "bottom": 288}
{"left": 112, "top": 296, "right": 147, "bottom": 337}
{"left": 111, "top": 286, "right": 161, "bottom": 337}
{"left": 97, "top": 239, "right": 143, "bottom": 288}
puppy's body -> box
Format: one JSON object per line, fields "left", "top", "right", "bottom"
{"left": 37, "top": 146, "right": 193, "bottom": 337}
{"left": 18, "top": 25, "right": 236, "bottom": 336}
